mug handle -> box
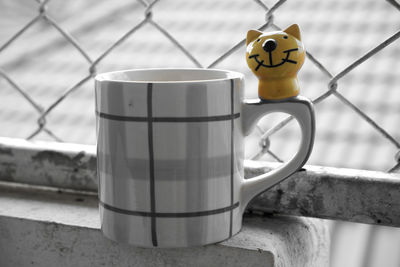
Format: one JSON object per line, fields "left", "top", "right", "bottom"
{"left": 241, "top": 96, "right": 315, "bottom": 208}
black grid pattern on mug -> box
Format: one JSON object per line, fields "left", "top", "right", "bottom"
{"left": 98, "top": 81, "right": 240, "bottom": 246}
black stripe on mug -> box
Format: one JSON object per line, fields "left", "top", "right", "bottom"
{"left": 147, "top": 83, "right": 158, "bottom": 247}
{"left": 96, "top": 111, "right": 240, "bottom": 122}
{"left": 99, "top": 201, "right": 240, "bottom": 218}
{"left": 229, "top": 79, "right": 234, "bottom": 237}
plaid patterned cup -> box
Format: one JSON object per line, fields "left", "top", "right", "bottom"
{"left": 95, "top": 68, "right": 315, "bottom": 248}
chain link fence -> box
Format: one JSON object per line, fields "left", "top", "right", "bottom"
{"left": 1, "top": 1, "right": 400, "bottom": 266}
{"left": 0, "top": 0, "right": 399, "bottom": 173}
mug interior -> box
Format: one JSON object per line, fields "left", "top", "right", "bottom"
{"left": 95, "top": 68, "right": 243, "bottom": 83}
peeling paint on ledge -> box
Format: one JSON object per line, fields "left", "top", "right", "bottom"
{"left": 0, "top": 147, "right": 13, "bottom": 156}
{"left": 0, "top": 137, "right": 97, "bottom": 191}
{"left": 245, "top": 160, "right": 400, "bottom": 227}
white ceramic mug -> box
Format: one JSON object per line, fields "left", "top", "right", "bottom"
{"left": 95, "top": 68, "right": 315, "bottom": 248}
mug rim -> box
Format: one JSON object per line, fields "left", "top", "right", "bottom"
{"left": 95, "top": 68, "right": 244, "bottom": 84}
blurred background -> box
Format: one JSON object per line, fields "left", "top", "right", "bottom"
{"left": 1, "top": 0, "right": 400, "bottom": 266}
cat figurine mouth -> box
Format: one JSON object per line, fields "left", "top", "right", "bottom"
{"left": 248, "top": 47, "right": 298, "bottom": 70}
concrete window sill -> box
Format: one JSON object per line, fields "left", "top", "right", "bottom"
{"left": 0, "top": 182, "right": 329, "bottom": 267}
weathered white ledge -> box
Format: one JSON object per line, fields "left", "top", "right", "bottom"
{"left": 1, "top": 137, "right": 399, "bottom": 227}
{"left": 0, "top": 182, "right": 329, "bottom": 267}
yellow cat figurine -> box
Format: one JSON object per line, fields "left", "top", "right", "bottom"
{"left": 246, "top": 24, "right": 305, "bottom": 100}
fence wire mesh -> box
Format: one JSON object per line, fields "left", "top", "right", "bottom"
{"left": 0, "top": 0, "right": 399, "bottom": 173}
{"left": 1, "top": 1, "right": 400, "bottom": 266}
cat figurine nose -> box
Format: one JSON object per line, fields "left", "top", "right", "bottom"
{"left": 263, "top": 39, "right": 277, "bottom": 52}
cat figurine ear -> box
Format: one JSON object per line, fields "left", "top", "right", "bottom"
{"left": 246, "top": 30, "right": 263, "bottom": 45}
{"left": 283, "top": 24, "right": 301, "bottom": 41}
